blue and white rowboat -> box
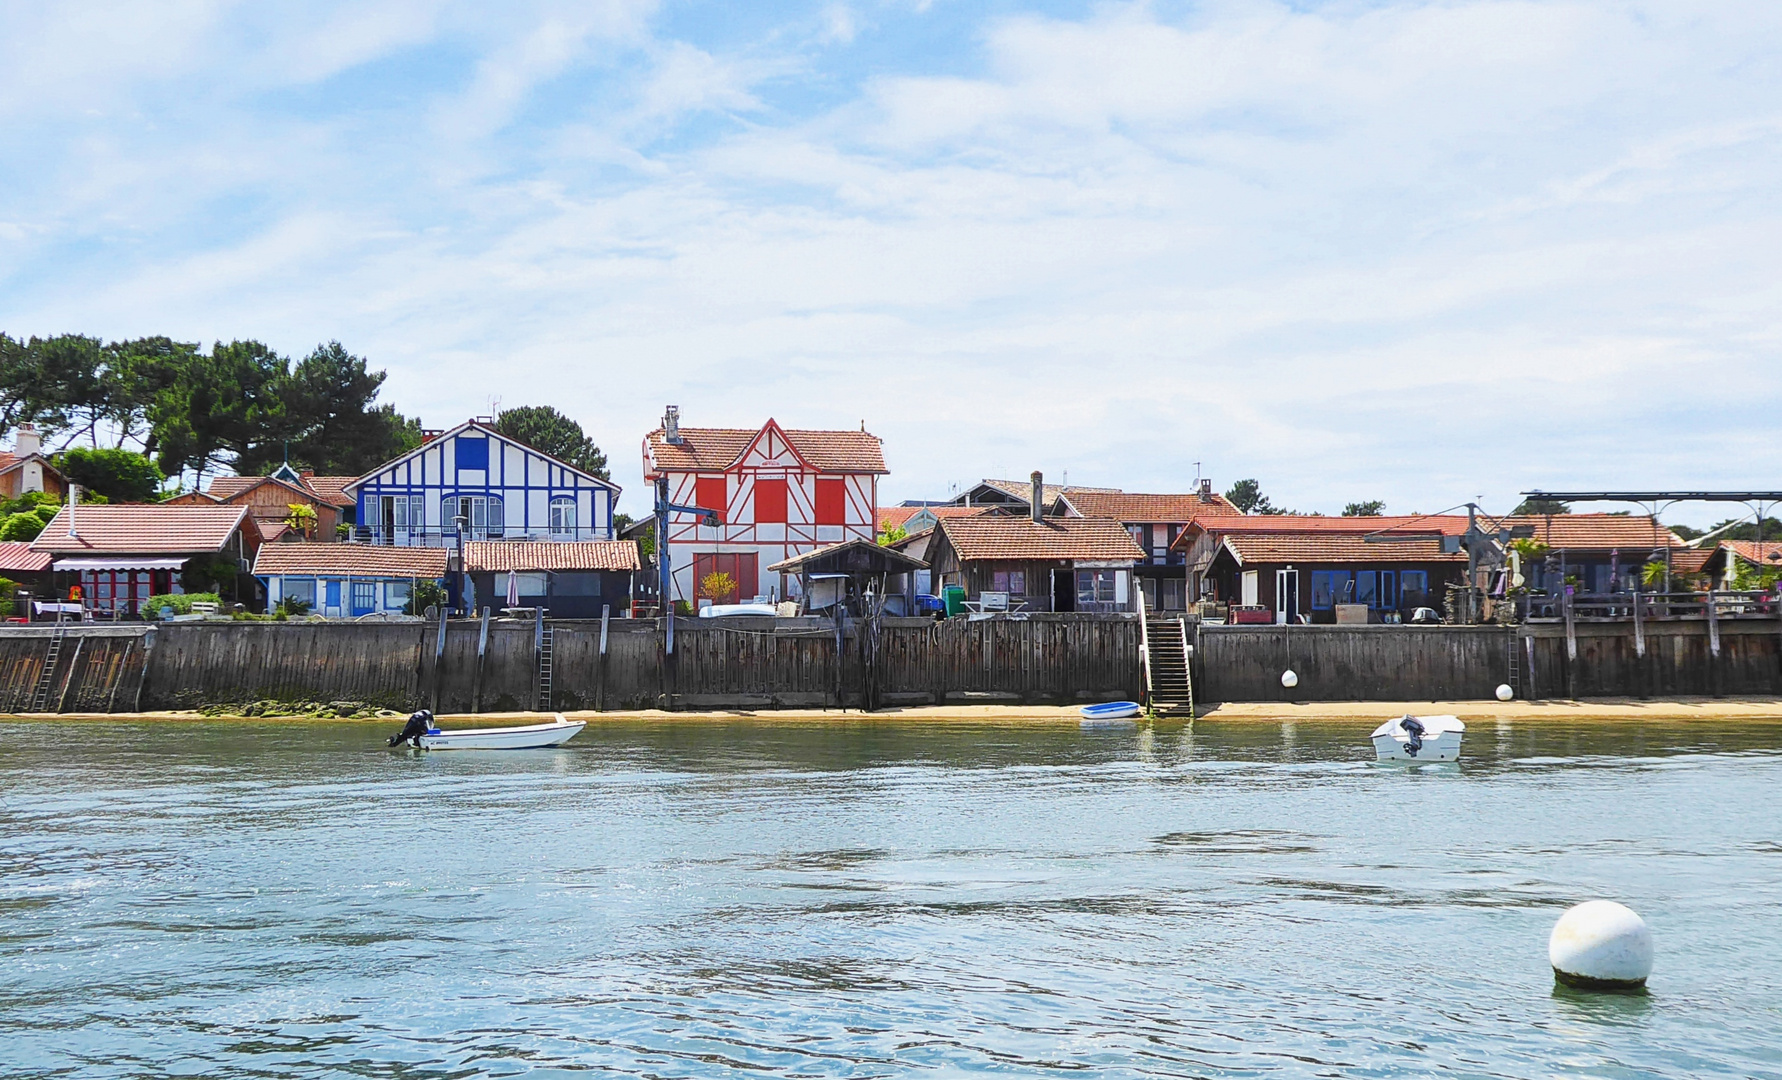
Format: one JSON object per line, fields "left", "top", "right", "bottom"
{"left": 417, "top": 714, "right": 586, "bottom": 750}
{"left": 1081, "top": 701, "right": 1142, "bottom": 724}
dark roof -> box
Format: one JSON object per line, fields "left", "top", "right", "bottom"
{"left": 645, "top": 422, "right": 888, "bottom": 473}
{"left": 938, "top": 516, "right": 1146, "bottom": 562}
{"left": 767, "top": 539, "right": 928, "bottom": 574}
{"left": 253, "top": 543, "right": 448, "bottom": 577}
{"left": 30, "top": 505, "right": 253, "bottom": 555}
{"left": 463, "top": 541, "right": 641, "bottom": 573}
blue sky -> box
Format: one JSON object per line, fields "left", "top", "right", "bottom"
{"left": 3, "top": 0, "right": 1780, "bottom": 523}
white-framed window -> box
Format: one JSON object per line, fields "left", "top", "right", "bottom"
{"left": 386, "top": 581, "right": 411, "bottom": 610}
{"left": 285, "top": 578, "right": 317, "bottom": 608}
{"left": 548, "top": 497, "right": 576, "bottom": 536}
{"left": 442, "top": 495, "right": 503, "bottom": 538}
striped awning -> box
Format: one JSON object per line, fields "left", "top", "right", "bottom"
{"left": 51, "top": 557, "right": 189, "bottom": 572}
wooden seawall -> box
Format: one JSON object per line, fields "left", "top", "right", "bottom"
{"left": 1, "top": 615, "right": 1775, "bottom": 714}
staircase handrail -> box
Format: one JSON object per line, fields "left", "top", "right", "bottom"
{"left": 1136, "top": 584, "right": 1153, "bottom": 710}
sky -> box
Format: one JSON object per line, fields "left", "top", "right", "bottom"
{"left": 2, "top": 0, "right": 1780, "bottom": 524}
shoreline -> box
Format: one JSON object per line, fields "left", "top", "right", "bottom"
{"left": 8, "top": 697, "right": 1782, "bottom": 725}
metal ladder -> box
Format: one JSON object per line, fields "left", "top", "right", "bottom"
{"left": 1506, "top": 625, "right": 1521, "bottom": 697}
{"left": 29, "top": 617, "right": 68, "bottom": 713}
{"left": 536, "top": 623, "right": 554, "bottom": 712}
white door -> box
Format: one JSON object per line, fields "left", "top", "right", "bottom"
{"left": 1241, "top": 571, "right": 1259, "bottom": 606}
{"left": 1276, "top": 568, "right": 1300, "bottom": 624}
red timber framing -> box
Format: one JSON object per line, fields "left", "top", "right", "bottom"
{"left": 644, "top": 417, "right": 886, "bottom": 606}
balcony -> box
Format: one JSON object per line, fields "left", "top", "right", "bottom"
{"left": 345, "top": 526, "right": 615, "bottom": 547}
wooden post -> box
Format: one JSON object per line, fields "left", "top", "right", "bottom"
{"left": 471, "top": 607, "right": 490, "bottom": 714}
{"left": 54, "top": 636, "right": 85, "bottom": 714}
{"left": 597, "top": 604, "right": 610, "bottom": 711}
{"left": 134, "top": 627, "right": 155, "bottom": 712}
{"left": 1524, "top": 633, "right": 1537, "bottom": 701}
{"left": 1632, "top": 589, "right": 1645, "bottom": 658}
{"left": 1706, "top": 590, "right": 1721, "bottom": 658}
{"left": 430, "top": 604, "right": 448, "bottom": 714}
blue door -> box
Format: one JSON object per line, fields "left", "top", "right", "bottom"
{"left": 351, "top": 581, "right": 376, "bottom": 616}
{"left": 324, "top": 580, "right": 342, "bottom": 614}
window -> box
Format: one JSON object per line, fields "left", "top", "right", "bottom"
{"left": 549, "top": 497, "right": 576, "bottom": 535}
{"left": 815, "top": 478, "right": 846, "bottom": 525}
{"left": 990, "top": 570, "right": 1027, "bottom": 594}
{"left": 1312, "top": 570, "right": 1356, "bottom": 610}
{"left": 1401, "top": 571, "right": 1429, "bottom": 607}
{"left": 286, "top": 578, "right": 317, "bottom": 608}
{"left": 386, "top": 581, "right": 411, "bottom": 610}
{"left": 1077, "top": 569, "right": 1117, "bottom": 605}
{"left": 456, "top": 437, "right": 489, "bottom": 470}
{"left": 1376, "top": 572, "right": 1395, "bottom": 609}
{"left": 754, "top": 479, "right": 788, "bottom": 524}
{"left": 1355, "top": 571, "right": 1377, "bottom": 607}
{"left": 696, "top": 477, "right": 727, "bottom": 521}
{"left": 442, "top": 495, "right": 504, "bottom": 538}
{"left": 516, "top": 572, "right": 548, "bottom": 595}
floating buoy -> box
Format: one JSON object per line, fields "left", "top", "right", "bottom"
{"left": 1281, "top": 669, "right": 1298, "bottom": 689}
{"left": 1496, "top": 683, "right": 1514, "bottom": 702}
{"left": 1549, "top": 901, "right": 1652, "bottom": 991}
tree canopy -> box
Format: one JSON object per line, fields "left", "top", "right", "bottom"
{"left": 1512, "top": 497, "right": 1570, "bottom": 515}
{"left": 59, "top": 447, "right": 164, "bottom": 503}
{"left": 1225, "top": 478, "right": 1290, "bottom": 515}
{"left": 1342, "top": 500, "right": 1385, "bottom": 517}
{"left": 0, "top": 333, "right": 422, "bottom": 484}
{"left": 493, "top": 405, "right": 610, "bottom": 479}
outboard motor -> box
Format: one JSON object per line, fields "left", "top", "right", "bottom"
{"left": 388, "top": 710, "right": 433, "bottom": 748}
{"left": 1399, "top": 715, "right": 1426, "bottom": 757}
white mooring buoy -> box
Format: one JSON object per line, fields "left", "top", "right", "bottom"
{"left": 1280, "top": 669, "right": 1298, "bottom": 689}
{"left": 1496, "top": 683, "right": 1515, "bottom": 702}
{"left": 1549, "top": 900, "right": 1652, "bottom": 991}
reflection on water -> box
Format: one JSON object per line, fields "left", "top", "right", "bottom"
{"left": 2, "top": 715, "right": 1781, "bottom": 1078}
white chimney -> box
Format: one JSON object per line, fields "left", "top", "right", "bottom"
{"left": 1030, "top": 471, "right": 1044, "bottom": 524}
{"left": 664, "top": 405, "right": 682, "bottom": 445}
{"left": 13, "top": 423, "right": 40, "bottom": 457}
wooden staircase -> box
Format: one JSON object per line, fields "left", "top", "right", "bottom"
{"left": 1145, "top": 617, "right": 1195, "bottom": 716}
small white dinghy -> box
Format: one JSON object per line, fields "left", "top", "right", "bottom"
{"left": 389, "top": 710, "right": 585, "bottom": 750}
{"left": 1371, "top": 714, "right": 1464, "bottom": 762}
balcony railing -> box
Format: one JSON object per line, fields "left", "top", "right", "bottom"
{"left": 345, "top": 526, "right": 616, "bottom": 547}
{"left": 1524, "top": 589, "right": 1779, "bottom": 622}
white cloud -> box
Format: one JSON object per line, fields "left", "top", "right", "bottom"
{"left": 3, "top": 0, "right": 1781, "bottom": 524}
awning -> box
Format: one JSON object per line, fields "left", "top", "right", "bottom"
{"left": 51, "top": 557, "right": 190, "bottom": 572}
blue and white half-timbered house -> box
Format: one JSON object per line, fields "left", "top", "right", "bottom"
{"left": 344, "top": 420, "right": 621, "bottom": 548}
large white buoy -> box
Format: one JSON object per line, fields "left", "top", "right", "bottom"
{"left": 1496, "top": 683, "right": 1514, "bottom": 702}
{"left": 1280, "top": 669, "right": 1298, "bottom": 689}
{"left": 1549, "top": 901, "right": 1652, "bottom": 991}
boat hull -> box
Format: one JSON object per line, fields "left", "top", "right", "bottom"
{"left": 1081, "top": 701, "right": 1142, "bottom": 721}
{"left": 1371, "top": 731, "right": 1462, "bottom": 762}
{"left": 417, "top": 719, "right": 586, "bottom": 750}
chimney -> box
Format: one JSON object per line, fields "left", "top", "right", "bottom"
{"left": 1198, "top": 478, "right": 1213, "bottom": 502}
{"left": 1030, "top": 471, "right": 1044, "bottom": 524}
{"left": 13, "top": 423, "right": 40, "bottom": 457}
{"left": 67, "top": 484, "right": 79, "bottom": 538}
{"left": 664, "top": 405, "right": 682, "bottom": 445}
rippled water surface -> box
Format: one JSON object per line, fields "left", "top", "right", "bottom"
{"left": 4, "top": 715, "right": 1782, "bottom": 1078}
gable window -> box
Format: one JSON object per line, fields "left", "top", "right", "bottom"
{"left": 754, "top": 479, "right": 788, "bottom": 524}
{"left": 695, "top": 477, "right": 727, "bottom": 522}
{"left": 815, "top": 478, "right": 846, "bottom": 526}
{"left": 456, "top": 437, "right": 489, "bottom": 471}
{"left": 548, "top": 497, "right": 576, "bottom": 536}
{"left": 990, "top": 570, "right": 1027, "bottom": 594}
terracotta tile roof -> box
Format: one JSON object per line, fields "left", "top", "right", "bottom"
{"left": 253, "top": 543, "right": 448, "bottom": 577}
{"left": 1067, "top": 491, "right": 1244, "bottom": 522}
{"left": 301, "top": 476, "right": 358, "bottom": 507}
{"left": 938, "top": 516, "right": 1146, "bottom": 562}
{"left": 877, "top": 505, "right": 990, "bottom": 531}
{"left": 1507, "top": 514, "right": 1686, "bottom": 550}
{"left": 0, "top": 541, "right": 52, "bottom": 573}
{"left": 462, "top": 540, "right": 641, "bottom": 573}
{"left": 1668, "top": 547, "right": 1714, "bottom": 574}
{"left": 204, "top": 474, "right": 356, "bottom": 508}
{"left": 29, "top": 505, "right": 252, "bottom": 555}
{"left": 1221, "top": 532, "right": 1467, "bottom": 565}
{"left": 646, "top": 424, "right": 887, "bottom": 473}
{"left": 767, "top": 538, "right": 928, "bottom": 573}
{"left": 1721, "top": 540, "right": 1782, "bottom": 566}
{"left": 972, "top": 478, "right": 1121, "bottom": 505}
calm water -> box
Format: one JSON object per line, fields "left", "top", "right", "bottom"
{"left": 3, "top": 716, "right": 1781, "bottom": 1079}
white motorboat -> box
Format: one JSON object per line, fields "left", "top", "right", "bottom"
{"left": 389, "top": 711, "right": 585, "bottom": 750}
{"left": 1371, "top": 714, "right": 1464, "bottom": 762}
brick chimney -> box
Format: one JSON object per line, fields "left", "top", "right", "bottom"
{"left": 1198, "top": 478, "right": 1213, "bottom": 502}
{"left": 13, "top": 423, "right": 40, "bottom": 457}
{"left": 1030, "top": 471, "right": 1044, "bottom": 524}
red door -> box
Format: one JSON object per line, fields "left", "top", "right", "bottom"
{"left": 692, "top": 553, "right": 760, "bottom": 603}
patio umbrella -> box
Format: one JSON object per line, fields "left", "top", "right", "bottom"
{"left": 505, "top": 569, "right": 520, "bottom": 606}
{"left": 1609, "top": 548, "right": 1620, "bottom": 592}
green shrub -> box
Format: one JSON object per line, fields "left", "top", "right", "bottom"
{"left": 0, "top": 492, "right": 59, "bottom": 516}
{"left": 402, "top": 579, "right": 446, "bottom": 616}
{"left": 0, "top": 513, "right": 45, "bottom": 541}
{"left": 275, "top": 595, "right": 312, "bottom": 617}
{"left": 144, "top": 592, "right": 221, "bottom": 619}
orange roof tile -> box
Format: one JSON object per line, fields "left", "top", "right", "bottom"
{"left": 0, "top": 541, "right": 52, "bottom": 573}
{"left": 646, "top": 424, "right": 887, "bottom": 474}
{"left": 30, "top": 505, "right": 253, "bottom": 555}
{"left": 463, "top": 541, "right": 641, "bottom": 573}
{"left": 1507, "top": 514, "right": 1686, "bottom": 550}
{"left": 938, "top": 516, "right": 1146, "bottom": 562}
{"left": 252, "top": 543, "right": 448, "bottom": 577}
{"left": 1066, "top": 490, "right": 1244, "bottom": 522}
{"left": 1221, "top": 532, "right": 1467, "bottom": 565}
{"left": 1722, "top": 540, "right": 1782, "bottom": 566}
{"left": 301, "top": 476, "right": 358, "bottom": 507}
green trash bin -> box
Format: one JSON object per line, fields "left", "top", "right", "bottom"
{"left": 943, "top": 584, "right": 966, "bottom": 617}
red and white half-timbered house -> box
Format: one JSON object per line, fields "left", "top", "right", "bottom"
{"left": 642, "top": 412, "right": 888, "bottom": 605}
